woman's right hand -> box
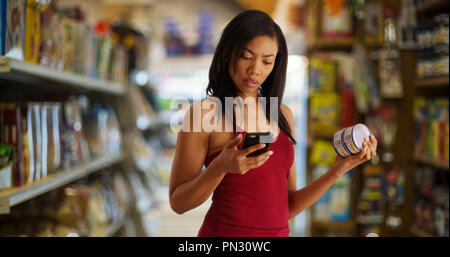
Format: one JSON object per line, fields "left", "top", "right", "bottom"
{"left": 211, "top": 134, "right": 273, "bottom": 175}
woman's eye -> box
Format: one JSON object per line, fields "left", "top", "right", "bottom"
{"left": 264, "top": 62, "right": 272, "bottom": 65}
{"left": 242, "top": 56, "right": 252, "bottom": 60}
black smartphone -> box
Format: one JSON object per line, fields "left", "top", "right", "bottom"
{"left": 240, "top": 132, "right": 272, "bottom": 157}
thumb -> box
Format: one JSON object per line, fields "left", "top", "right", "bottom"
{"left": 226, "top": 134, "right": 242, "bottom": 149}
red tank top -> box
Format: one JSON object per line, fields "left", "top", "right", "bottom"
{"left": 198, "top": 129, "right": 295, "bottom": 237}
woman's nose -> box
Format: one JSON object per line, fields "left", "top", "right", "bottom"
{"left": 247, "top": 62, "right": 261, "bottom": 76}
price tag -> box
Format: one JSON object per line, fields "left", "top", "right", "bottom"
{"left": 0, "top": 56, "right": 11, "bottom": 73}
{"left": 0, "top": 197, "right": 10, "bottom": 214}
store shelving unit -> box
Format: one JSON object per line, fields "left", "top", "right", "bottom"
{"left": 413, "top": 155, "right": 449, "bottom": 170}
{"left": 403, "top": 0, "right": 449, "bottom": 237}
{"left": 312, "top": 220, "right": 356, "bottom": 231}
{"left": 0, "top": 56, "right": 126, "bottom": 96}
{"left": 415, "top": 0, "right": 449, "bottom": 13}
{"left": 414, "top": 76, "right": 449, "bottom": 88}
{"left": 0, "top": 151, "right": 125, "bottom": 214}
{"left": 305, "top": 0, "right": 359, "bottom": 237}
{"left": 310, "top": 37, "right": 356, "bottom": 51}
{"left": 410, "top": 226, "right": 434, "bottom": 237}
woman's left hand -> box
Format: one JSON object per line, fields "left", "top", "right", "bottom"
{"left": 332, "top": 134, "right": 378, "bottom": 177}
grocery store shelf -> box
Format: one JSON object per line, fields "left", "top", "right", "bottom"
{"left": 415, "top": 76, "right": 449, "bottom": 88}
{"left": 413, "top": 154, "right": 449, "bottom": 170}
{"left": 311, "top": 129, "right": 336, "bottom": 139}
{"left": 416, "top": 0, "right": 449, "bottom": 13}
{"left": 0, "top": 56, "right": 126, "bottom": 96}
{"left": 312, "top": 220, "right": 356, "bottom": 230}
{"left": 310, "top": 37, "right": 355, "bottom": 51}
{"left": 90, "top": 209, "right": 127, "bottom": 237}
{"left": 0, "top": 151, "right": 125, "bottom": 214}
{"left": 410, "top": 226, "right": 434, "bottom": 237}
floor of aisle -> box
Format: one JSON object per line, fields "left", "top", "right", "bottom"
{"left": 157, "top": 195, "right": 212, "bottom": 237}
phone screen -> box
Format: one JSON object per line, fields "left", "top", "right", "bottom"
{"left": 240, "top": 132, "right": 272, "bottom": 157}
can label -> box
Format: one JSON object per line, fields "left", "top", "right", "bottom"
{"left": 333, "top": 128, "right": 350, "bottom": 158}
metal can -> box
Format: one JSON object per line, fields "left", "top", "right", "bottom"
{"left": 333, "top": 123, "right": 371, "bottom": 158}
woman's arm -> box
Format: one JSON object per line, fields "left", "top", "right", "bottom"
{"left": 282, "top": 105, "right": 377, "bottom": 218}
{"left": 170, "top": 101, "right": 271, "bottom": 214}
{"left": 169, "top": 103, "right": 225, "bottom": 214}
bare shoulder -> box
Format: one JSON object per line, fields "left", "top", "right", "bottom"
{"left": 280, "top": 104, "right": 294, "bottom": 122}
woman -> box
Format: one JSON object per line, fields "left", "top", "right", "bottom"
{"left": 169, "top": 10, "right": 377, "bottom": 237}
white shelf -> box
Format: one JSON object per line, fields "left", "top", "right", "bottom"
{"left": 0, "top": 56, "right": 126, "bottom": 95}
{"left": 0, "top": 151, "right": 125, "bottom": 214}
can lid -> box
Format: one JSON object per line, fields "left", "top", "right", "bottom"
{"left": 353, "top": 124, "right": 371, "bottom": 150}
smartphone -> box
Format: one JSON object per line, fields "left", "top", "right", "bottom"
{"left": 240, "top": 132, "right": 272, "bottom": 157}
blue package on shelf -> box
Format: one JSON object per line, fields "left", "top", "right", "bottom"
{"left": 0, "top": 0, "right": 6, "bottom": 55}
{"left": 5, "top": 0, "right": 26, "bottom": 60}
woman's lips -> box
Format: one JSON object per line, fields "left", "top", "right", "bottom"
{"left": 244, "top": 79, "right": 259, "bottom": 88}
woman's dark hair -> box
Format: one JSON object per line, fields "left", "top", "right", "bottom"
{"left": 206, "top": 10, "right": 296, "bottom": 144}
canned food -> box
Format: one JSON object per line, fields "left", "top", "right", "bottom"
{"left": 333, "top": 124, "right": 371, "bottom": 158}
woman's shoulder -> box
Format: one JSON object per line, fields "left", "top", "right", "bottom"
{"left": 280, "top": 104, "right": 294, "bottom": 121}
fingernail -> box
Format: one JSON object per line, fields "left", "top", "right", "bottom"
{"left": 269, "top": 151, "right": 274, "bottom": 155}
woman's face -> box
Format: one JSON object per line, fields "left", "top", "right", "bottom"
{"left": 228, "top": 35, "right": 278, "bottom": 98}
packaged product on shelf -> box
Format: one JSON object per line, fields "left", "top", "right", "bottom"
{"left": 356, "top": 165, "right": 384, "bottom": 227}
{"left": 309, "top": 57, "right": 337, "bottom": 94}
{"left": 330, "top": 172, "right": 351, "bottom": 222}
{"left": 21, "top": 103, "right": 35, "bottom": 184}
{"left": 48, "top": 103, "right": 61, "bottom": 173}
{"left": 413, "top": 167, "right": 449, "bottom": 236}
{"left": 0, "top": 0, "right": 6, "bottom": 55}
{"left": 379, "top": 49, "right": 403, "bottom": 98}
{"left": 94, "top": 21, "right": 113, "bottom": 81}
{"left": 83, "top": 105, "right": 121, "bottom": 155}
{"left": 82, "top": 24, "right": 98, "bottom": 79}
{"left": 321, "top": 0, "right": 352, "bottom": 38}
{"left": 309, "top": 92, "right": 341, "bottom": 131}
{"left": 363, "top": 1, "right": 383, "bottom": 46}
{"left": 32, "top": 103, "right": 42, "bottom": 181}
{"left": 1, "top": 103, "right": 25, "bottom": 186}
{"left": 5, "top": 0, "right": 27, "bottom": 60}
{"left": 111, "top": 45, "right": 128, "bottom": 86}
{"left": 414, "top": 97, "right": 449, "bottom": 160}
{"left": 73, "top": 21, "right": 87, "bottom": 74}
{"left": 310, "top": 140, "right": 335, "bottom": 166}
{"left": 39, "top": 1, "right": 64, "bottom": 70}
{"left": 61, "top": 17, "right": 76, "bottom": 72}
{"left": 61, "top": 98, "right": 90, "bottom": 169}
{"left": 24, "top": 0, "right": 42, "bottom": 63}
{"left": 40, "top": 103, "right": 49, "bottom": 178}
{"left": 0, "top": 144, "right": 13, "bottom": 190}
{"left": 312, "top": 165, "right": 331, "bottom": 221}
{"left": 353, "top": 43, "right": 381, "bottom": 113}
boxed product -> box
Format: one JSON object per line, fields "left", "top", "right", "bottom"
{"left": 321, "top": 0, "right": 352, "bottom": 38}
{"left": 24, "top": 0, "right": 42, "bottom": 63}
{"left": 0, "top": 0, "right": 6, "bottom": 55}
{"left": 5, "top": 0, "right": 27, "bottom": 60}
{"left": 309, "top": 57, "right": 337, "bottom": 94}
{"left": 309, "top": 92, "right": 341, "bottom": 131}
{"left": 0, "top": 144, "right": 13, "bottom": 190}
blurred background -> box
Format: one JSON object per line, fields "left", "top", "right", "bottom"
{"left": 0, "top": 0, "right": 448, "bottom": 237}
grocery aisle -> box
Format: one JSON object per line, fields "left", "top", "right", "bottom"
{"left": 0, "top": 0, "right": 448, "bottom": 238}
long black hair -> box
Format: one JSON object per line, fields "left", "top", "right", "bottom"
{"left": 206, "top": 10, "right": 296, "bottom": 144}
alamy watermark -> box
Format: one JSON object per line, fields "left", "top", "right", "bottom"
{"left": 169, "top": 96, "right": 279, "bottom": 143}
